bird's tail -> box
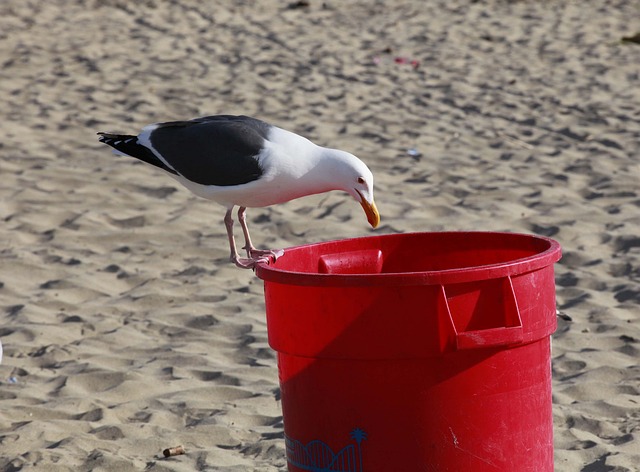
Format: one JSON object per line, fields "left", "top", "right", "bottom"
{"left": 97, "top": 133, "right": 138, "bottom": 157}
{"left": 97, "top": 132, "right": 178, "bottom": 175}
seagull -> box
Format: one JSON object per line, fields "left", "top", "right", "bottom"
{"left": 98, "top": 115, "right": 380, "bottom": 269}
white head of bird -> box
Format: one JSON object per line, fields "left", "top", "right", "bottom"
{"left": 316, "top": 148, "right": 380, "bottom": 229}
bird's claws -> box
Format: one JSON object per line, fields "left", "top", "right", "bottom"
{"left": 232, "top": 256, "right": 269, "bottom": 270}
{"left": 245, "top": 247, "right": 284, "bottom": 261}
{"left": 232, "top": 249, "right": 284, "bottom": 270}
{"left": 266, "top": 248, "right": 285, "bottom": 260}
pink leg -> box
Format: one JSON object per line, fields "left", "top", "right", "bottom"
{"left": 224, "top": 208, "right": 270, "bottom": 269}
{"left": 237, "top": 207, "right": 284, "bottom": 260}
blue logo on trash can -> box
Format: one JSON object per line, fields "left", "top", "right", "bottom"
{"left": 285, "top": 428, "right": 367, "bottom": 472}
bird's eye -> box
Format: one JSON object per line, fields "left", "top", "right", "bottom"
{"left": 357, "top": 177, "right": 365, "bottom": 184}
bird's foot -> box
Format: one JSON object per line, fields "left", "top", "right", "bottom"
{"left": 232, "top": 249, "right": 283, "bottom": 270}
{"left": 232, "top": 255, "right": 271, "bottom": 270}
{"left": 245, "top": 247, "right": 285, "bottom": 261}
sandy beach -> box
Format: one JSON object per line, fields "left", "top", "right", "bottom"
{"left": 0, "top": 1, "right": 639, "bottom": 470}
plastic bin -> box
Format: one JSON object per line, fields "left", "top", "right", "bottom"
{"left": 255, "top": 232, "right": 561, "bottom": 472}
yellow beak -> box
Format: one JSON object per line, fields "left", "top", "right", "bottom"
{"left": 359, "top": 195, "right": 380, "bottom": 229}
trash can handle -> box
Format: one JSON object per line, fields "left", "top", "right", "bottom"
{"left": 439, "top": 277, "right": 524, "bottom": 350}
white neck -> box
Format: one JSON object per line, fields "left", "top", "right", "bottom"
{"left": 259, "top": 128, "right": 357, "bottom": 204}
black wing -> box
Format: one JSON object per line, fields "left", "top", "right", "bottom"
{"left": 148, "top": 115, "right": 270, "bottom": 187}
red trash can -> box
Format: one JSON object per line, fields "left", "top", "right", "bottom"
{"left": 255, "top": 232, "right": 561, "bottom": 472}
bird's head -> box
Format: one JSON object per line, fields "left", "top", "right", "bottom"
{"left": 329, "top": 150, "right": 380, "bottom": 229}
{"left": 350, "top": 172, "right": 380, "bottom": 229}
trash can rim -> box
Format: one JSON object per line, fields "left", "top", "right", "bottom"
{"left": 255, "top": 231, "right": 561, "bottom": 287}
